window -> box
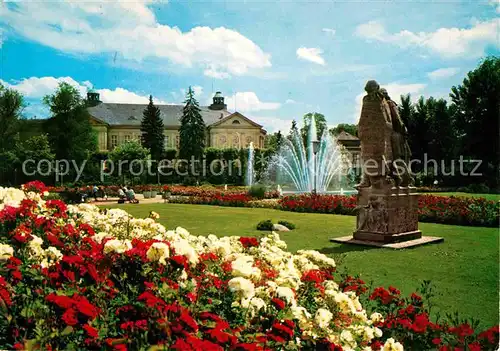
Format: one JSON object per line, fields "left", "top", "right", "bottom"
{"left": 352, "top": 153, "right": 360, "bottom": 166}
{"left": 111, "top": 135, "right": 118, "bottom": 148}
{"left": 124, "top": 134, "right": 131, "bottom": 142}
{"left": 175, "top": 135, "right": 180, "bottom": 148}
{"left": 232, "top": 120, "right": 241, "bottom": 124}
{"left": 164, "top": 136, "right": 170, "bottom": 148}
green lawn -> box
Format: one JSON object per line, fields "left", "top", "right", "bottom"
{"left": 423, "top": 192, "right": 500, "bottom": 201}
{"left": 104, "top": 203, "right": 499, "bottom": 329}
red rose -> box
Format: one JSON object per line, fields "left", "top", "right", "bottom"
{"left": 83, "top": 324, "right": 99, "bottom": 338}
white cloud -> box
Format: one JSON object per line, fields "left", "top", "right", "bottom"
{"left": 97, "top": 88, "right": 169, "bottom": 105}
{"left": 203, "top": 65, "right": 232, "bottom": 79}
{"left": 322, "top": 28, "right": 336, "bottom": 36}
{"left": 0, "top": 76, "right": 87, "bottom": 98}
{"left": 296, "top": 47, "right": 326, "bottom": 65}
{"left": 0, "top": 1, "right": 271, "bottom": 78}
{"left": 489, "top": 0, "right": 500, "bottom": 13}
{"left": 353, "top": 82, "right": 427, "bottom": 121}
{"left": 1, "top": 76, "right": 170, "bottom": 107}
{"left": 226, "top": 92, "right": 281, "bottom": 112}
{"left": 355, "top": 19, "right": 499, "bottom": 58}
{"left": 427, "top": 67, "right": 460, "bottom": 80}
{"left": 249, "top": 116, "right": 294, "bottom": 134}
{"left": 285, "top": 99, "right": 297, "bottom": 104}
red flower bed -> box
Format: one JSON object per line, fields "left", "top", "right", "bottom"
{"left": 279, "top": 194, "right": 498, "bottom": 227}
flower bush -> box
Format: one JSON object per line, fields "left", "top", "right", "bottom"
{"left": 1, "top": 183, "right": 393, "bottom": 350}
{"left": 279, "top": 194, "right": 498, "bottom": 227}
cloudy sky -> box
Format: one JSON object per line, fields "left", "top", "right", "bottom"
{"left": 0, "top": 0, "right": 498, "bottom": 133}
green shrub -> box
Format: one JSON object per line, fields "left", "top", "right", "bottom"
{"left": 248, "top": 184, "right": 267, "bottom": 199}
{"left": 278, "top": 220, "right": 296, "bottom": 230}
{"left": 256, "top": 219, "right": 273, "bottom": 231}
{"left": 467, "top": 183, "right": 490, "bottom": 194}
{"left": 44, "top": 192, "right": 62, "bottom": 200}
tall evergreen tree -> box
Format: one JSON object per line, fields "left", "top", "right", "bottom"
{"left": 179, "top": 87, "right": 206, "bottom": 160}
{"left": 141, "top": 95, "right": 164, "bottom": 160}
{"left": 43, "top": 82, "right": 97, "bottom": 162}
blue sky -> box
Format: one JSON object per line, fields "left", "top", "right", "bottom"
{"left": 0, "top": 0, "right": 498, "bottom": 133}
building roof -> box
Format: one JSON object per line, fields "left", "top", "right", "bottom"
{"left": 87, "top": 103, "right": 233, "bottom": 127}
{"left": 336, "top": 130, "right": 359, "bottom": 141}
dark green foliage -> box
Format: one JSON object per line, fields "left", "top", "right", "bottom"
{"left": 288, "top": 120, "right": 298, "bottom": 141}
{"left": 141, "top": 96, "right": 164, "bottom": 161}
{"left": 265, "top": 131, "right": 284, "bottom": 153}
{"left": 277, "top": 220, "right": 296, "bottom": 230}
{"left": 256, "top": 219, "right": 273, "bottom": 231}
{"left": 248, "top": 184, "right": 267, "bottom": 199}
{"left": 0, "top": 83, "right": 24, "bottom": 152}
{"left": 108, "top": 140, "right": 150, "bottom": 183}
{"left": 43, "top": 82, "right": 98, "bottom": 162}
{"left": 330, "top": 124, "right": 358, "bottom": 137}
{"left": 450, "top": 56, "right": 500, "bottom": 190}
{"left": 301, "top": 112, "right": 327, "bottom": 142}
{"left": 179, "top": 87, "right": 206, "bottom": 160}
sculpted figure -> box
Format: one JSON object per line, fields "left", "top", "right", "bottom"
{"left": 380, "top": 88, "right": 414, "bottom": 186}
{"left": 356, "top": 80, "right": 394, "bottom": 188}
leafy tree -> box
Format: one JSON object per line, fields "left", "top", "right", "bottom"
{"left": 16, "top": 134, "right": 55, "bottom": 183}
{"left": 0, "top": 83, "right": 24, "bottom": 152}
{"left": 43, "top": 82, "right": 97, "bottom": 162}
{"left": 427, "top": 98, "right": 455, "bottom": 163}
{"left": 330, "top": 123, "right": 358, "bottom": 137}
{"left": 141, "top": 95, "right": 164, "bottom": 161}
{"left": 288, "top": 120, "right": 299, "bottom": 141}
{"left": 301, "top": 112, "right": 327, "bottom": 142}
{"left": 0, "top": 84, "right": 24, "bottom": 184}
{"left": 405, "top": 96, "right": 430, "bottom": 172}
{"left": 450, "top": 56, "right": 500, "bottom": 188}
{"left": 265, "top": 131, "right": 284, "bottom": 153}
{"left": 179, "top": 87, "right": 206, "bottom": 160}
{"left": 109, "top": 140, "right": 150, "bottom": 183}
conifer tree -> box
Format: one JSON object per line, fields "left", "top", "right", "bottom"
{"left": 141, "top": 95, "right": 164, "bottom": 160}
{"left": 179, "top": 87, "right": 206, "bottom": 160}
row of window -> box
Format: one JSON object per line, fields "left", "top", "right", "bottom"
{"left": 109, "top": 134, "right": 180, "bottom": 149}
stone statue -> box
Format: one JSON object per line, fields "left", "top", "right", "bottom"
{"left": 380, "top": 88, "right": 414, "bottom": 187}
{"left": 356, "top": 80, "right": 394, "bottom": 188}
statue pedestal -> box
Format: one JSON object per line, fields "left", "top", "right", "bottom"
{"left": 353, "top": 186, "right": 421, "bottom": 243}
{"left": 331, "top": 186, "right": 443, "bottom": 249}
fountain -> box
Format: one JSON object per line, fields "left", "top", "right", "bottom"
{"left": 246, "top": 142, "right": 255, "bottom": 187}
{"left": 264, "top": 115, "right": 356, "bottom": 194}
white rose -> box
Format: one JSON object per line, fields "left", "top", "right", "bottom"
{"left": 228, "top": 277, "right": 255, "bottom": 299}
{"left": 146, "top": 242, "right": 170, "bottom": 265}
{"left": 383, "top": 338, "right": 404, "bottom": 351}
{"left": 104, "top": 239, "right": 132, "bottom": 254}
{"left": 315, "top": 308, "right": 333, "bottom": 329}
{"left": 0, "top": 244, "right": 14, "bottom": 260}
{"left": 370, "top": 312, "right": 384, "bottom": 324}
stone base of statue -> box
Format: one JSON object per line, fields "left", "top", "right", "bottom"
{"left": 331, "top": 184, "right": 443, "bottom": 249}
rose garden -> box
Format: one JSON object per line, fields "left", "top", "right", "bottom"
{"left": 0, "top": 59, "right": 499, "bottom": 350}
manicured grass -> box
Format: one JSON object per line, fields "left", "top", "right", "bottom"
{"left": 104, "top": 203, "right": 499, "bottom": 329}
{"left": 423, "top": 192, "right": 500, "bottom": 201}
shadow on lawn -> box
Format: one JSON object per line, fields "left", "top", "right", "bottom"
{"left": 318, "top": 244, "right": 378, "bottom": 255}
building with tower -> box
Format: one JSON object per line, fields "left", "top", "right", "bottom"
{"left": 86, "top": 91, "right": 267, "bottom": 151}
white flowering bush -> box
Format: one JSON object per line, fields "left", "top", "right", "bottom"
{"left": 0, "top": 183, "right": 403, "bottom": 350}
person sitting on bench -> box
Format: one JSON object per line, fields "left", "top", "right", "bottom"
{"left": 117, "top": 188, "right": 127, "bottom": 203}
{"left": 124, "top": 187, "right": 139, "bottom": 204}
